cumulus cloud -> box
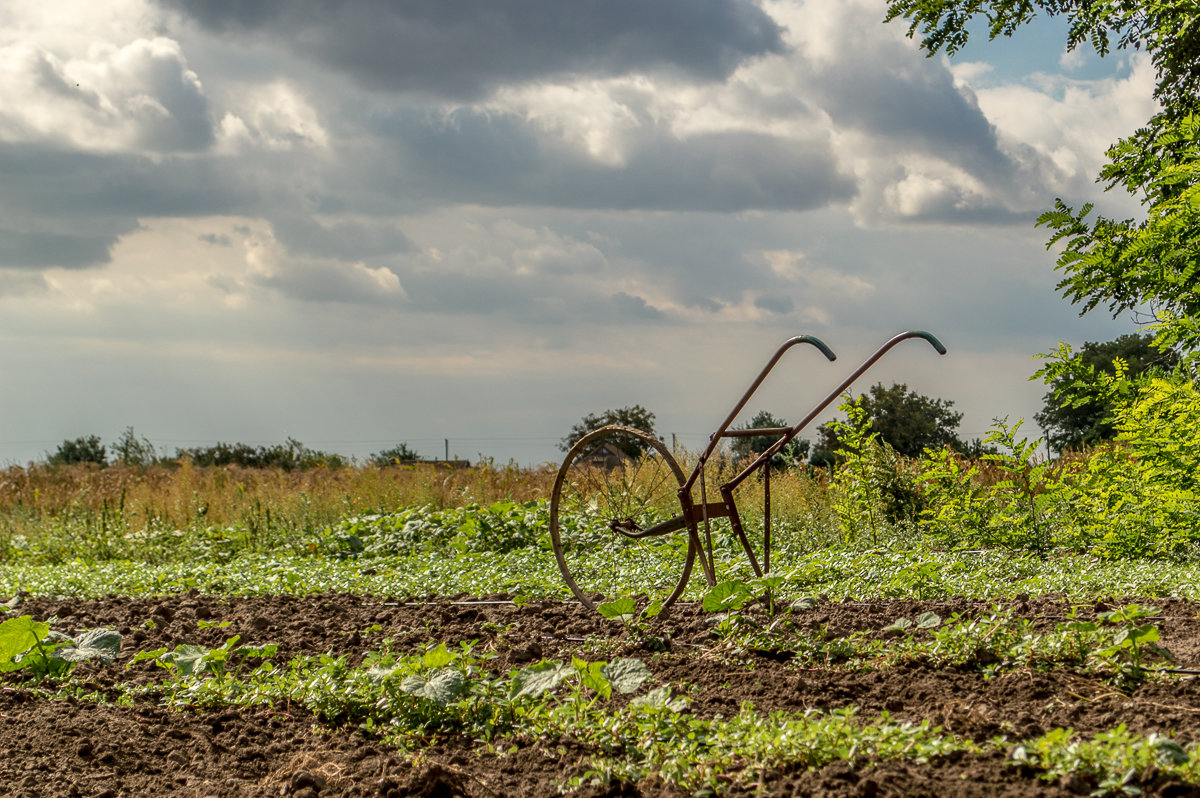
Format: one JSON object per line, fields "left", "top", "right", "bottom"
{"left": 215, "top": 83, "right": 329, "bottom": 153}
{"left": 967, "top": 54, "right": 1159, "bottom": 194}
{"left": 0, "top": 37, "right": 213, "bottom": 153}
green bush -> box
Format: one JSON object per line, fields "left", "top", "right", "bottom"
{"left": 47, "top": 435, "right": 106, "bottom": 467}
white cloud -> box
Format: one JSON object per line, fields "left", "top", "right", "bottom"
{"left": 216, "top": 82, "right": 329, "bottom": 153}
{"left": 759, "top": 249, "right": 874, "bottom": 296}
{"left": 0, "top": 36, "right": 213, "bottom": 153}
{"left": 967, "top": 53, "right": 1159, "bottom": 192}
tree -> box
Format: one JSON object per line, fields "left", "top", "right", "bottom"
{"left": 561, "top": 405, "right": 658, "bottom": 458}
{"left": 811, "top": 383, "right": 964, "bottom": 463}
{"left": 729, "top": 410, "right": 810, "bottom": 468}
{"left": 1035, "top": 333, "right": 1179, "bottom": 452}
{"left": 885, "top": 1, "right": 1200, "bottom": 360}
{"left": 48, "top": 435, "right": 107, "bottom": 466}
{"left": 112, "top": 426, "right": 159, "bottom": 467}
{"left": 369, "top": 442, "right": 422, "bottom": 466}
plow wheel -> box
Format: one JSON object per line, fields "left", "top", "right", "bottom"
{"left": 550, "top": 425, "right": 696, "bottom": 612}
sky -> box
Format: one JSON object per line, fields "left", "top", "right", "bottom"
{"left": 0, "top": 0, "right": 1160, "bottom": 466}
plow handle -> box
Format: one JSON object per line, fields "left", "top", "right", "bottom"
{"left": 684, "top": 335, "right": 836, "bottom": 490}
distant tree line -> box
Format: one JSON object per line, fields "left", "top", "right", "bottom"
{"left": 43, "top": 428, "right": 425, "bottom": 470}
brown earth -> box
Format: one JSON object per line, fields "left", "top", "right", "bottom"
{"left": 4, "top": 592, "right": 1200, "bottom": 797}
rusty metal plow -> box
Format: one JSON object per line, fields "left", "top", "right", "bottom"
{"left": 549, "top": 331, "right": 946, "bottom": 612}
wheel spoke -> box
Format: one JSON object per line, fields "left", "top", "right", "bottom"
{"left": 550, "top": 426, "right": 694, "bottom": 612}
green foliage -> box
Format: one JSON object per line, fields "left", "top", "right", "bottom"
{"left": 830, "top": 399, "right": 885, "bottom": 545}
{"left": 368, "top": 442, "right": 422, "bottom": 466}
{"left": 1014, "top": 726, "right": 1199, "bottom": 795}
{"left": 920, "top": 417, "right": 1076, "bottom": 552}
{"left": 979, "top": 418, "right": 1059, "bottom": 552}
{"left": 1093, "top": 604, "right": 1173, "bottom": 687}
{"left": 1076, "top": 375, "right": 1200, "bottom": 557}
{"left": 48, "top": 435, "right": 106, "bottom": 467}
{"left": 0, "top": 615, "right": 52, "bottom": 673}
{"left": 328, "top": 499, "right": 551, "bottom": 558}
{"left": 920, "top": 378, "right": 1200, "bottom": 558}
{"left": 561, "top": 405, "right": 658, "bottom": 457}
{"left": 917, "top": 447, "right": 997, "bottom": 549}
{"left": 597, "top": 597, "right": 665, "bottom": 648}
{"left": 1034, "top": 334, "right": 1179, "bottom": 453}
{"left": 918, "top": 417, "right": 1077, "bottom": 552}
{"left": 130, "top": 635, "right": 278, "bottom": 680}
{"left": 177, "top": 437, "right": 347, "bottom": 470}
{"left": 826, "top": 398, "right": 926, "bottom": 542}
{"left": 1038, "top": 113, "right": 1200, "bottom": 359}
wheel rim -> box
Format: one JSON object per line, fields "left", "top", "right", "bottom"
{"left": 550, "top": 426, "right": 694, "bottom": 612}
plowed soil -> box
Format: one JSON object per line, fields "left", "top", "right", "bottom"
{"left": 6, "top": 592, "right": 1200, "bottom": 797}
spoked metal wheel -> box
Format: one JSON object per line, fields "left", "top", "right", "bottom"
{"left": 550, "top": 425, "right": 697, "bottom": 612}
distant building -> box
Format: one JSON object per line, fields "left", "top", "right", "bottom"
{"left": 581, "top": 442, "right": 631, "bottom": 470}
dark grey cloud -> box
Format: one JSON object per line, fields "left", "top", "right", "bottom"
{"left": 754, "top": 293, "right": 793, "bottom": 314}
{"left": 399, "top": 267, "right": 537, "bottom": 317}
{"left": 159, "top": 0, "right": 785, "bottom": 98}
{"left": 0, "top": 228, "right": 115, "bottom": 270}
{"left": 0, "top": 142, "right": 260, "bottom": 268}
{"left": 252, "top": 260, "right": 405, "bottom": 305}
{"left": 796, "top": 9, "right": 1014, "bottom": 185}
{"left": 268, "top": 215, "right": 413, "bottom": 261}
{"left": 0, "top": 143, "right": 254, "bottom": 219}
{"left": 370, "top": 109, "right": 856, "bottom": 212}
{"left": 608, "top": 291, "right": 665, "bottom": 321}
{"left": 815, "top": 63, "right": 1010, "bottom": 178}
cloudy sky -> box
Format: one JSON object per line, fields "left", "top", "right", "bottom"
{"left": 0, "top": 0, "right": 1157, "bottom": 465}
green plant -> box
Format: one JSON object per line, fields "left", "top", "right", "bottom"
{"left": 597, "top": 597, "right": 667, "bottom": 650}
{"left": 829, "top": 398, "right": 885, "bottom": 545}
{"left": 1092, "top": 604, "right": 1172, "bottom": 687}
{"left": 980, "top": 418, "right": 1060, "bottom": 552}
{"left": 130, "top": 635, "right": 278, "bottom": 680}
{"left": 1033, "top": 335, "right": 1178, "bottom": 453}
{"left": 918, "top": 447, "right": 997, "bottom": 548}
{"left": 0, "top": 614, "right": 121, "bottom": 681}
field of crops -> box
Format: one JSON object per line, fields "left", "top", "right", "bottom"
{"left": 3, "top": 458, "right": 1200, "bottom": 797}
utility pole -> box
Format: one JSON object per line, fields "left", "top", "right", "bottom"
{"left": 445, "top": 438, "right": 449, "bottom": 461}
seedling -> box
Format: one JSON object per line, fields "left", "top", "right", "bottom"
{"left": 597, "top": 597, "right": 667, "bottom": 650}
{"left": 1094, "top": 604, "right": 1172, "bottom": 686}
{"left": 130, "top": 635, "right": 278, "bottom": 679}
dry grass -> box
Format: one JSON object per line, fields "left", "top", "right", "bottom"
{"left": 0, "top": 460, "right": 559, "bottom": 538}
